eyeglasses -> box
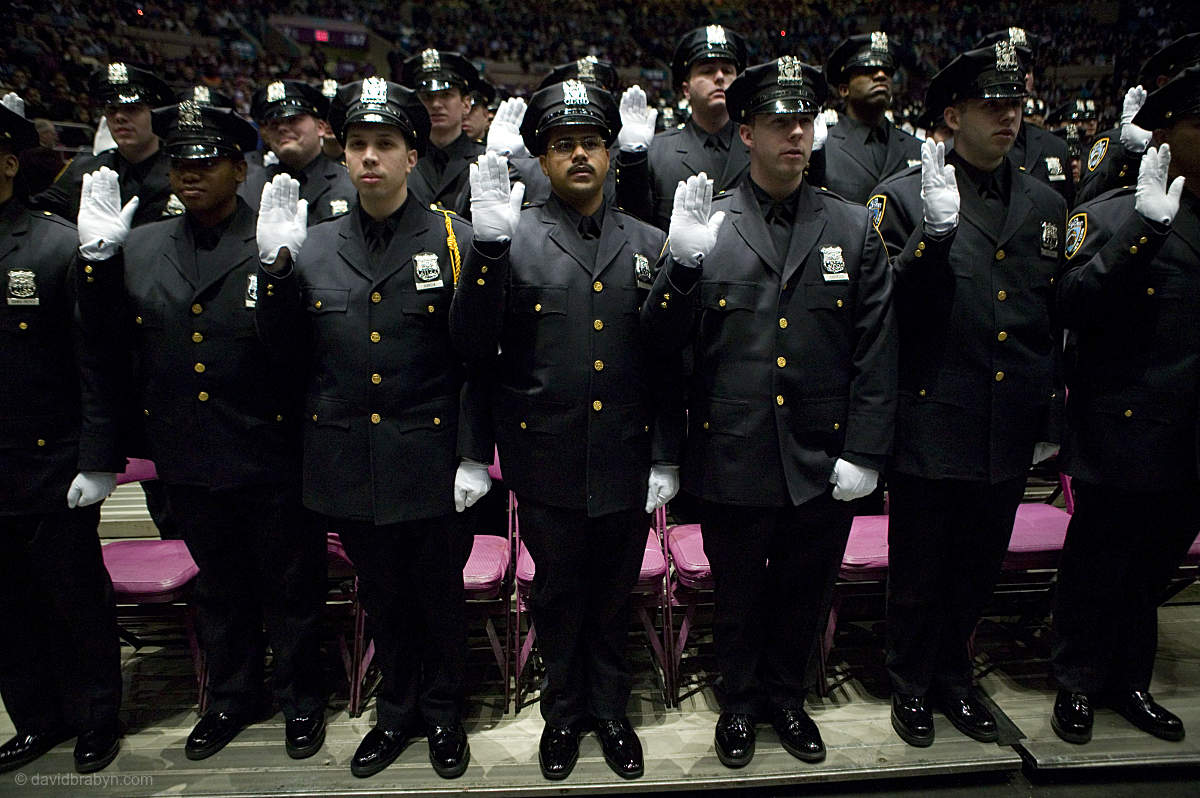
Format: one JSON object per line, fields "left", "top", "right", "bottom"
{"left": 547, "top": 136, "right": 606, "bottom": 155}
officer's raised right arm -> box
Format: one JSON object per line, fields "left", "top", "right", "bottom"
{"left": 254, "top": 175, "right": 309, "bottom": 356}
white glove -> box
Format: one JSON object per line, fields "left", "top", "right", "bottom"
{"left": 617, "top": 85, "right": 657, "bottom": 152}
{"left": 828, "top": 458, "right": 878, "bottom": 502}
{"left": 1119, "top": 85, "right": 1152, "bottom": 154}
{"left": 1032, "top": 442, "right": 1060, "bottom": 465}
{"left": 67, "top": 471, "right": 117, "bottom": 508}
{"left": 469, "top": 151, "right": 524, "bottom": 242}
{"left": 257, "top": 174, "right": 308, "bottom": 266}
{"left": 920, "top": 138, "right": 959, "bottom": 234}
{"left": 1135, "top": 144, "right": 1185, "bottom": 225}
{"left": 78, "top": 166, "right": 138, "bottom": 260}
{"left": 263, "top": 150, "right": 280, "bottom": 167}
{"left": 644, "top": 464, "right": 680, "bottom": 513}
{"left": 92, "top": 115, "right": 116, "bottom": 155}
{"left": 1, "top": 92, "right": 25, "bottom": 117}
{"left": 668, "top": 172, "right": 726, "bottom": 267}
{"left": 812, "top": 110, "right": 828, "bottom": 152}
{"left": 453, "top": 459, "right": 492, "bottom": 513}
{"left": 485, "top": 97, "right": 528, "bottom": 158}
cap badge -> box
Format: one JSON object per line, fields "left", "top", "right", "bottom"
{"left": 995, "top": 41, "right": 1019, "bottom": 72}
{"left": 322, "top": 79, "right": 338, "bottom": 99}
{"left": 777, "top": 56, "right": 803, "bottom": 86}
{"left": 870, "top": 31, "right": 889, "bottom": 54}
{"left": 107, "top": 63, "right": 129, "bottom": 85}
{"left": 267, "top": 82, "right": 286, "bottom": 102}
{"left": 562, "top": 79, "right": 589, "bottom": 106}
{"left": 178, "top": 101, "right": 202, "bottom": 130}
{"left": 1008, "top": 27, "right": 1028, "bottom": 47}
{"left": 192, "top": 86, "right": 212, "bottom": 104}
{"left": 576, "top": 55, "right": 598, "bottom": 82}
{"left": 421, "top": 49, "right": 441, "bottom": 71}
{"left": 361, "top": 77, "right": 389, "bottom": 106}
{"left": 705, "top": 25, "right": 727, "bottom": 46}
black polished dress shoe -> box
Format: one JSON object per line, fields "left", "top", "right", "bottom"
{"left": 74, "top": 723, "right": 121, "bottom": 774}
{"left": 351, "top": 726, "right": 417, "bottom": 778}
{"left": 714, "top": 711, "right": 756, "bottom": 768}
{"left": 1107, "top": 690, "right": 1185, "bottom": 742}
{"left": 938, "top": 692, "right": 998, "bottom": 743}
{"left": 285, "top": 712, "right": 326, "bottom": 759}
{"left": 1051, "top": 690, "right": 1092, "bottom": 744}
{"left": 185, "top": 711, "right": 246, "bottom": 760}
{"left": 538, "top": 724, "right": 580, "bottom": 781}
{"left": 0, "top": 730, "right": 73, "bottom": 774}
{"left": 772, "top": 707, "right": 826, "bottom": 763}
{"left": 891, "top": 694, "right": 934, "bottom": 747}
{"left": 428, "top": 724, "right": 469, "bottom": 779}
{"left": 595, "top": 718, "right": 644, "bottom": 779}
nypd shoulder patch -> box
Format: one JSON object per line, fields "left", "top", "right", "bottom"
{"left": 1087, "top": 137, "right": 1109, "bottom": 173}
{"left": 1065, "top": 213, "right": 1087, "bottom": 259}
{"left": 867, "top": 194, "right": 886, "bottom": 229}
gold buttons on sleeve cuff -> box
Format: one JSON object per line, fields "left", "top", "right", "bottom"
{"left": 702, "top": 421, "right": 710, "bottom": 429}
{"left": 135, "top": 316, "right": 143, "bottom": 325}
{"left": 718, "top": 298, "right": 727, "bottom": 307}
{"left": 836, "top": 299, "right": 844, "bottom": 308}
{"left": 1139, "top": 236, "right": 1148, "bottom": 245}
{"left": 433, "top": 417, "right": 441, "bottom": 425}
{"left": 917, "top": 241, "right": 926, "bottom": 251}
{"left": 914, "top": 249, "right": 923, "bottom": 258}
{"left": 476, "top": 278, "right": 486, "bottom": 285}
{"left": 919, "top": 389, "right": 927, "bottom": 397}
{"left": 314, "top": 300, "right": 323, "bottom": 309}
{"left": 36, "top": 439, "right": 45, "bottom": 447}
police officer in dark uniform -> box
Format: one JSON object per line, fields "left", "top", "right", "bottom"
{"left": 74, "top": 102, "right": 327, "bottom": 762}
{"left": 808, "top": 32, "right": 922, "bottom": 205}
{"left": 178, "top": 85, "right": 266, "bottom": 199}
{"left": 34, "top": 63, "right": 176, "bottom": 225}
{"left": 402, "top": 50, "right": 486, "bottom": 209}
{"left": 0, "top": 96, "right": 123, "bottom": 777}
{"left": 255, "top": 78, "right": 504, "bottom": 779}
{"left": 241, "top": 80, "right": 354, "bottom": 225}
{"left": 1051, "top": 67, "right": 1199, "bottom": 745}
{"left": 975, "top": 29, "right": 1074, "bottom": 205}
{"left": 463, "top": 75, "right": 495, "bottom": 143}
{"left": 870, "top": 42, "right": 1066, "bottom": 748}
{"left": 451, "top": 82, "right": 679, "bottom": 781}
{"left": 642, "top": 57, "right": 897, "bottom": 768}
{"left": 615, "top": 25, "right": 749, "bottom": 230}
{"left": 1075, "top": 34, "right": 1200, "bottom": 206}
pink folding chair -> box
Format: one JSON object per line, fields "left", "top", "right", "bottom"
{"left": 463, "top": 532, "right": 512, "bottom": 713}
{"left": 514, "top": 503, "right": 672, "bottom": 710}
{"left": 664, "top": 522, "right": 712, "bottom": 705}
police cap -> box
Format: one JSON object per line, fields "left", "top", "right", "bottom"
{"left": 89, "top": 63, "right": 174, "bottom": 108}
{"left": 329, "top": 78, "right": 431, "bottom": 154}
{"left": 401, "top": 49, "right": 478, "bottom": 94}
{"left": 153, "top": 102, "right": 259, "bottom": 160}
{"left": 726, "top": 57, "right": 825, "bottom": 124}
{"left": 538, "top": 56, "right": 620, "bottom": 93}
{"left": 1133, "top": 65, "right": 1200, "bottom": 129}
{"left": 520, "top": 80, "right": 619, "bottom": 155}
{"left": 825, "top": 32, "right": 897, "bottom": 86}
{"left": 671, "top": 25, "right": 748, "bottom": 87}
{"left": 251, "top": 80, "right": 328, "bottom": 125}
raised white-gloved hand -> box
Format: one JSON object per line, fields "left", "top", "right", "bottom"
{"left": 257, "top": 174, "right": 308, "bottom": 267}
{"left": 453, "top": 459, "right": 492, "bottom": 512}
{"left": 920, "top": 138, "right": 958, "bottom": 234}
{"left": 1032, "top": 442, "right": 1060, "bottom": 465}
{"left": 644, "top": 464, "right": 680, "bottom": 513}
{"left": 78, "top": 166, "right": 138, "bottom": 260}
{"left": 1119, "top": 85, "right": 1152, "bottom": 154}
{"left": 828, "top": 458, "right": 878, "bottom": 502}
{"left": 263, "top": 150, "right": 280, "bottom": 167}
{"left": 93, "top": 115, "right": 116, "bottom": 154}
{"left": 617, "top": 85, "right": 657, "bottom": 152}
{"left": 1135, "top": 144, "right": 1185, "bottom": 225}
{"left": 67, "top": 471, "right": 117, "bottom": 508}
{"left": 486, "top": 97, "right": 528, "bottom": 158}
{"left": 812, "top": 110, "right": 828, "bottom": 152}
{"left": 668, "top": 172, "right": 726, "bottom": 267}
{"left": 469, "top": 151, "right": 525, "bottom": 242}
{"left": 1, "top": 92, "right": 25, "bottom": 117}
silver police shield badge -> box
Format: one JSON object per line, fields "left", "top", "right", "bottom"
{"left": 330, "top": 198, "right": 349, "bottom": 216}
{"left": 1045, "top": 156, "right": 1066, "bottom": 182}
{"left": 413, "top": 252, "right": 443, "bottom": 290}
{"left": 1041, "top": 221, "right": 1059, "bottom": 256}
{"left": 245, "top": 273, "right": 258, "bottom": 308}
{"left": 164, "top": 193, "right": 185, "bottom": 216}
{"left": 634, "top": 253, "right": 652, "bottom": 289}
{"left": 820, "top": 246, "right": 849, "bottom": 281}
{"left": 6, "top": 269, "right": 38, "bottom": 305}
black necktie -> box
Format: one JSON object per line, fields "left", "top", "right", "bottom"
{"left": 365, "top": 220, "right": 389, "bottom": 254}
{"left": 194, "top": 227, "right": 221, "bottom": 251}
{"left": 578, "top": 215, "right": 601, "bottom": 241}
{"left": 704, "top": 134, "right": 723, "bottom": 151}
{"left": 764, "top": 202, "right": 792, "bottom": 258}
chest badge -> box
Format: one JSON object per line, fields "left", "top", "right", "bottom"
{"left": 163, "top": 193, "right": 185, "bottom": 216}
{"left": 1045, "top": 155, "right": 1066, "bottom": 182}
{"left": 245, "top": 273, "right": 258, "bottom": 307}
{"left": 634, "top": 253, "right": 652, "bottom": 289}
{"left": 413, "top": 252, "right": 443, "bottom": 290}
{"left": 906, "top": 158, "right": 921, "bottom": 168}
{"left": 1041, "top": 221, "right": 1059, "bottom": 257}
{"left": 6, "top": 269, "right": 39, "bottom": 305}
{"left": 820, "top": 246, "right": 849, "bottom": 282}
{"left": 330, "top": 198, "right": 349, "bottom": 216}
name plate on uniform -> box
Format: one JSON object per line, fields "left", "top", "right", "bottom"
{"left": 6, "top": 269, "right": 39, "bottom": 305}
{"left": 820, "top": 246, "right": 849, "bottom": 281}
{"left": 245, "top": 273, "right": 258, "bottom": 307}
{"left": 413, "top": 252, "right": 443, "bottom": 290}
